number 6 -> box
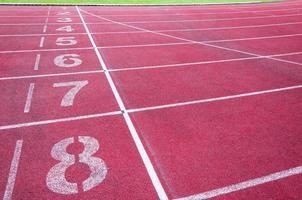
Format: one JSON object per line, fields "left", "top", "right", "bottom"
{"left": 54, "top": 54, "right": 82, "bottom": 68}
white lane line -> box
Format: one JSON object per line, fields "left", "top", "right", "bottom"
{"left": 128, "top": 85, "right": 302, "bottom": 113}
{"left": 101, "top": 41, "right": 192, "bottom": 49}
{"left": 45, "top": 6, "right": 51, "bottom": 24}
{"left": 158, "top": 21, "right": 302, "bottom": 33}
{"left": 0, "top": 32, "right": 87, "bottom": 37}
{"left": 0, "top": 23, "right": 82, "bottom": 25}
{"left": 24, "top": 83, "right": 35, "bottom": 113}
{"left": 85, "top": 7, "right": 302, "bottom": 17}
{"left": 76, "top": 6, "right": 168, "bottom": 200}
{"left": 114, "top": 13, "right": 302, "bottom": 24}
{"left": 3, "top": 140, "right": 23, "bottom": 200}
{"left": 0, "top": 70, "right": 104, "bottom": 81}
{"left": 0, "top": 47, "right": 93, "bottom": 54}
{"left": 0, "top": 51, "right": 301, "bottom": 81}
{"left": 98, "top": 33, "right": 302, "bottom": 49}
{"left": 206, "top": 33, "right": 302, "bottom": 43}
{"left": 39, "top": 36, "right": 45, "bottom": 48}
{"left": 1, "top": 12, "right": 302, "bottom": 26}
{"left": 1, "top": 31, "right": 302, "bottom": 54}
{"left": 1, "top": 50, "right": 302, "bottom": 81}
{"left": 79, "top": 9, "right": 302, "bottom": 68}
{"left": 34, "top": 54, "right": 41, "bottom": 70}
{"left": 1, "top": 20, "right": 302, "bottom": 37}
{"left": 175, "top": 165, "right": 302, "bottom": 200}
{"left": 2, "top": 7, "right": 302, "bottom": 17}
{"left": 2, "top": 84, "right": 302, "bottom": 131}
{"left": 0, "top": 111, "right": 121, "bottom": 131}
{"left": 110, "top": 56, "right": 259, "bottom": 72}
{"left": 42, "top": 25, "right": 47, "bottom": 33}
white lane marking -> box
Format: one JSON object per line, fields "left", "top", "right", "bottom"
{"left": 0, "top": 32, "right": 87, "bottom": 37}
{"left": 175, "top": 165, "right": 302, "bottom": 200}
{"left": 80, "top": 9, "right": 302, "bottom": 68}
{"left": 0, "top": 50, "right": 301, "bottom": 81}
{"left": 39, "top": 36, "right": 45, "bottom": 48}
{"left": 45, "top": 6, "right": 51, "bottom": 24}
{"left": 101, "top": 41, "right": 192, "bottom": 49}
{"left": 98, "top": 33, "right": 302, "bottom": 49}
{"left": 83, "top": 7, "right": 302, "bottom": 17}
{"left": 1, "top": 20, "right": 302, "bottom": 37}
{"left": 34, "top": 54, "right": 41, "bottom": 70}
{"left": 128, "top": 85, "right": 302, "bottom": 113}
{"left": 24, "top": 83, "right": 35, "bottom": 113}
{"left": 109, "top": 13, "right": 302, "bottom": 24}
{"left": 0, "top": 111, "right": 121, "bottom": 131}
{"left": 2, "top": 6, "right": 302, "bottom": 18}
{"left": 1, "top": 31, "right": 302, "bottom": 54}
{"left": 76, "top": 6, "right": 168, "bottom": 200}
{"left": 1, "top": 50, "right": 302, "bottom": 81}
{"left": 0, "top": 70, "right": 103, "bottom": 81}
{"left": 207, "top": 33, "right": 302, "bottom": 43}
{"left": 1, "top": 84, "right": 302, "bottom": 132}
{"left": 43, "top": 25, "right": 47, "bottom": 33}
{"left": 1, "top": 12, "right": 302, "bottom": 26}
{"left": 3, "top": 140, "right": 23, "bottom": 200}
{"left": 0, "top": 47, "right": 93, "bottom": 54}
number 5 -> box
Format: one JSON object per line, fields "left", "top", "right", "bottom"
{"left": 53, "top": 80, "right": 88, "bottom": 107}
{"left": 56, "top": 37, "right": 77, "bottom": 46}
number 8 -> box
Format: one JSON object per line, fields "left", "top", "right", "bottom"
{"left": 46, "top": 136, "right": 107, "bottom": 194}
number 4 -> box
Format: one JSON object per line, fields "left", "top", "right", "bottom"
{"left": 53, "top": 80, "right": 88, "bottom": 107}
{"left": 56, "top": 26, "right": 74, "bottom": 32}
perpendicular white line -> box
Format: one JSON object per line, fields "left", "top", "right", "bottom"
{"left": 0, "top": 70, "right": 104, "bottom": 81}
{"left": 123, "top": 13, "right": 302, "bottom": 24}
{"left": 0, "top": 111, "right": 121, "bottom": 131}
{"left": 43, "top": 25, "right": 47, "bottom": 33}
{"left": 128, "top": 85, "right": 302, "bottom": 113}
{"left": 175, "top": 165, "right": 302, "bottom": 200}
{"left": 13, "top": 20, "right": 302, "bottom": 37}
{"left": 85, "top": 7, "right": 302, "bottom": 17}
{"left": 1, "top": 84, "right": 302, "bottom": 131}
{"left": 0, "top": 23, "right": 82, "bottom": 26}
{"left": 24, "top": 83, "right": 35, "bottom": 113}
{"left": 34, "top": 54, "right": 41, "bottom": 70}
{"left": 1, "top": 51, "right": 301, "bottom": 81}
{"left": 3, "top": 140, "right": 23, "bottom": 200}
{"left": 0, "top": 32, "right": 87, "bottom": 37}
{"left": 206, "top": 32, "right": 302, "bottom": 43}
{"left": 0, "top": 31, "right": 302, "bottom": 54}
{"left": 79, "top": 9, "right": 302, "bottom": 68}
{"left": 76, "top": 6, "right": 168, "bottom": 200}
{"left": 1, "top": 12, "right": 302, "bottom": 26}
{"left": 110, "top": 56, "right": 259, "bottom": 72}
{"left": 0, "top": 47, "right": 93, "bottom": 54}
{"left": 101, "top": 41, "right": 192, "bottom": 49}
{"left": 39, "top": 36, "right": 45, "bottom": 48}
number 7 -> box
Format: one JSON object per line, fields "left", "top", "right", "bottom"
{"left": 53, "top": 80, "right": 88, "bottom": 107}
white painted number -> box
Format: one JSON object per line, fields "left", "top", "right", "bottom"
{"left": 54, "top": 54, "right": 82, "bottom": 68}
{"left": 56, "top": 37, "right": 77, "bottom": 46}
{"left": 46, "top": 136, "right": 107, "bottom": 194}
{"left": 56, "top": 12, "right": 70, "bottom": 15}
{"left": 56, "top": 26, "right": 74, "bottom": 32}
{"left": 57, "top": 18, "right": 72, "bottom": 23}
{"left": 53, "top": 80, "right": 88, "bottom": 107}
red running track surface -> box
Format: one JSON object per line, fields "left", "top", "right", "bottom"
{"left": 0, "top": 1, "right": 302, "bottom": 200}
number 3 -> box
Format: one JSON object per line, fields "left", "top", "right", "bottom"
{"left": 46, "top": 136, "right": 107, "bottom": 194}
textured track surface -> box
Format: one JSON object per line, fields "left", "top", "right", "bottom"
{"left": 0, "top": 1, "right": 302, "bottom": 199}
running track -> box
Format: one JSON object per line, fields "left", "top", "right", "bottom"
{"left": 0, "top": 1, "right": 302, "bottom": 199}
